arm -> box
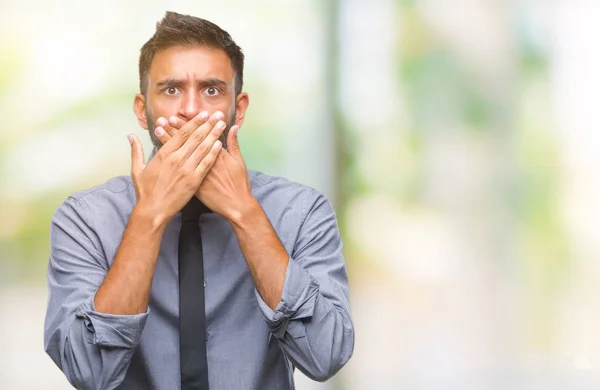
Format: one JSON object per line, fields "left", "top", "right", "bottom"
{"left": 229, "top": 197, "right": 288, "bottom": 310}
{"left": 154, "top": 121, "right": 354, "bottom": 381}
{"left": 156, "top": 122, "right": 287, "bottom": 309}
{"left": 44, "top": 111, "right": 225, "bottom": 389}
{"left": 44, "top": 197, "right": 152, "bottom": 389}
{"left": 93, "top": 206, "right": 166, "bottom": 315}
{"left": 95, "top": 111, "right": 224, "bottom": 315}
{"left": 243, "top": 191, "right": 355, "bottom": 382}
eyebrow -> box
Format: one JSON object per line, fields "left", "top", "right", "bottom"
{"left": 155, "top": 78, "right": 230, "bottom": 91}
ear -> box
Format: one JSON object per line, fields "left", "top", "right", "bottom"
{"left": 133, "top": 93, "right": 149, "bottom": 130}
{"left": 234, "top": 92, "right": 249, "bottom": 127}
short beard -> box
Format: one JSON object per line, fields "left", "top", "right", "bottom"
{"left": 146, "top": 109, "right": 236, "bottom": 152}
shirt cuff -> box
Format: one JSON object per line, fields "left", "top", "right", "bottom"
{"left": 74, "top": 294, "right": 149, "bottom": 348}
{"left": 255, "top": 257, "right": 319, "bottom": 339}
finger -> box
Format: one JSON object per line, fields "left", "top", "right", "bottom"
{"left": 128, "top": 134, "right": 145, "bottom": 177}
{"left": 226, "top": 125, "right": 243, "bottom": 161}
{"left": 194, "top": 140, "right": 222, "bottom": 181}
{"left": 178, "top": 110, "right": 221, "bottom": 144}
{"left": 168, "top": 116, "right": 186, "bottom": 130}
{"left": 226, "top": 126, "right": 249, "bottom": 186}
{"left": 162, "top": 110, "right": 212, "bottom": 153}
{"left": 155, "top": 117, "right": 174, "bottom": 137}
{"left": 153, "top": 126, "right": 171, "bottom": 145}
{"left": 185, "top": 118, "right": 227, "bottom": 167}
{"left": 159, "top": 116, "right": 181, "bottom": 138}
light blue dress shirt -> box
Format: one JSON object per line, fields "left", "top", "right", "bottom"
{"left": 44, "top": 170, "right": 354, "bottom": 389}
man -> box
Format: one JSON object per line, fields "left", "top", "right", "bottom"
{"left": 44, "top": 11, "right": 354, "bottom": 390}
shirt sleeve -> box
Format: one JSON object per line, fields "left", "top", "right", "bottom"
{"left": 255, "top": 190, "right": 355, "bottom": 382}
{"left": 44, "top": 197, "right": 148, "bottom": 390}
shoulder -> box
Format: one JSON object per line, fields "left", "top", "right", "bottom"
{"left": 68, "top": 176, "right": 134, "bottom": 203}
{"left": 249, "top": 170, "right": 319, "bottom": 198}
{"left": 55, "top": 176, "right": 136, "bottom": 223}
{"left": 67, "top": 176, "right": 134, "bottom": 206}
{"left": 248, "top": 170, "right": 335, "bottom": 222}
{"left": 250, "top": 170, "right": 323, "bottom": 204}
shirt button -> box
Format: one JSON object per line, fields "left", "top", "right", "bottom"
{"left": 204, "top": 281, "right": 206, "bottom": 288}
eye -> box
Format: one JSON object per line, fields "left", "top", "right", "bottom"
{"left": 165, "top": 87, "right": 180, "bottom": 96}
{"left": 205, "top": 87, "right": 219, "bottom": 96}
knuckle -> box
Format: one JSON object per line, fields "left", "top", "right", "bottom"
{"left": 198, "top": 158, "right": 210, "bottom": 172}
{"left": 180, "top": 163, "right": 193, "bottom": 175}
{"left": 155, "top": 149, "right": 164, "bottom": 158}
{"left": 195, "top": 145, "right": 210, "bottom": 160}
{"left": 176, "top": 123, "right": 192, "bottom": 139}
{"left": 180, "top": 127, "right": 192, "bottom": 139}
{"left": 185, "top": 177, "right": 197, "bottom": 191}
{"left": 192, "top": 127, "right": 207, "bottom": 142}
{"left": 167, "top": 156, "right": 179, "bottom": 168}
{"left": 197, "top": 131, "right": 213, "bottom": 146}
{"left": 199, "top": 150, "right": 213, "bottom": 163}
{"left": 191, "top": 115, "right": 204, "bottom": 128}
{"left": 178, "top": 173, "right": 192, "bottom": 189}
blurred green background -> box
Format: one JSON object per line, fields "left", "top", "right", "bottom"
{"left": 2, "top": 0, "right": 599, "bottom": 389}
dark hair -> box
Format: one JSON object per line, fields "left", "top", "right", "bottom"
{"left": 138, "top": 11, "right": 244, "bottom": 96}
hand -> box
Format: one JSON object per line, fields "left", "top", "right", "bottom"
{"left": 153, "top": 115, "right": 254, "bottom": 222}
{"left": 128, "top": 111, "right": 226, "bottom": 226}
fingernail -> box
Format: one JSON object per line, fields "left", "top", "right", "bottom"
{"left": 155, "top": 127, "right": 165, "bottom": 136}
{"left": 216, "top": 121, "right": 225, "bottom": 129}
{"left": 169, "top": 116, "right": 178, "bottom": 125}
{"left": 234, "top": 126, "right": 239, "bottom": 137}
{"left": 200, "top": 111, "right": 209, "bottom": 120}
{"left": 156, "top": 117, "right": 167, "bottom": 127}
{"left": 214, "top": 111, "right": 224, "bottom": 120}
{"left": 127, "top": 134, "right": 133, "bottom": 144}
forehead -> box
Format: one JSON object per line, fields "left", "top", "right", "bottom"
{"left": 148, "top": 45, "right": 234, "bottom": 84}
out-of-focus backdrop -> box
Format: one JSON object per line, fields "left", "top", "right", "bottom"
{"left": 1, "top": 0, "right": 599, "bottom": 389}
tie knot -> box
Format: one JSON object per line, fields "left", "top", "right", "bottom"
{"left": 181, "top": 198, "right": 209, "bottom": 222}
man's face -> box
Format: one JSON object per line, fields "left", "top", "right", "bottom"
{"left": 136, "top": 46, "right": 241, "bottom": 150}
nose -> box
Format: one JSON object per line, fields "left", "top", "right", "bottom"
{"left": 178, "top": 90, "right": 204, "bottom": 121}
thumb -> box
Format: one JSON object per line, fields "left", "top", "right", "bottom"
{"left": 128, "top": 134, "right": 145, "bottom": 177}
{"left": 227, "top": 125, "right": 242, "bottom": 160}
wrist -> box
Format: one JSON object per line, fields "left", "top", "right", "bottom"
{"left": 131, "top": 202, "right": 170, "bottom": 233}
{"left": 228, "top": 195, "right": 261, "bottom": 229}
